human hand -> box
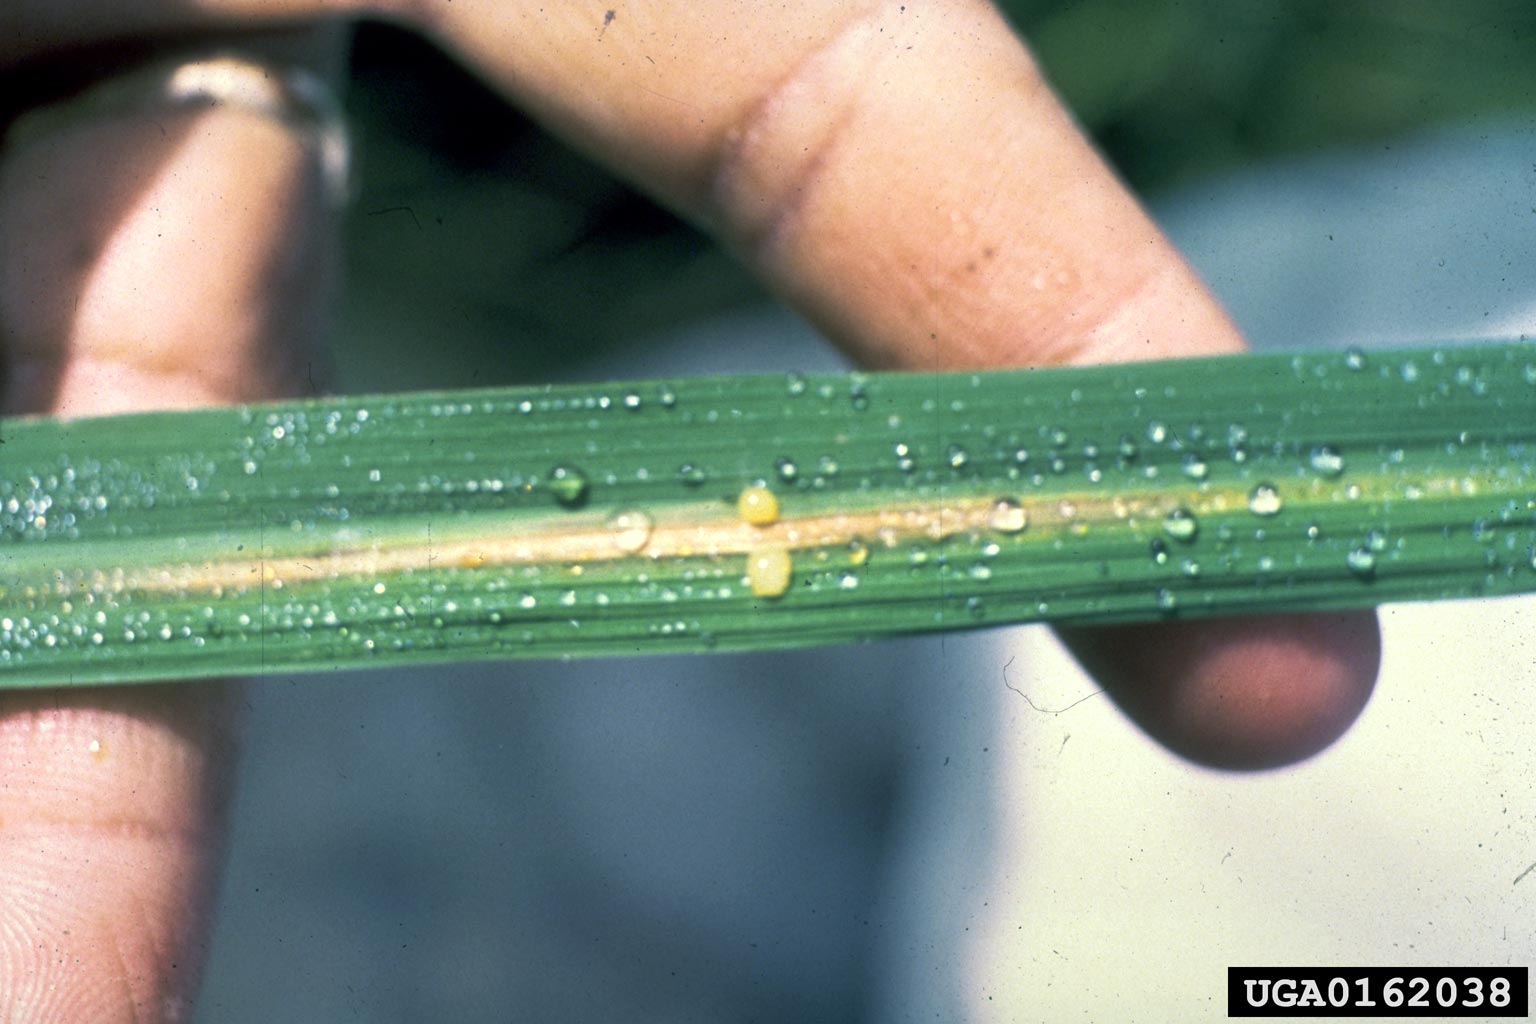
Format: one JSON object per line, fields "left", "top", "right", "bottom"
{"left": 1, "top": 16, "right": 346, "bottom": 1022}
{"left": 0, "top": 1, "right": 1378, "bottom": 1017}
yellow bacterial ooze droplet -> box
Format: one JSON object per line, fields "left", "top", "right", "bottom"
{"left": 747, "top": 546, "right": 793, "bottom": 598}
{"left": 737, "top": 484, "right": 779, "bottom": 526}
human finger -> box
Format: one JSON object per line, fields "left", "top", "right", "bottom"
{"left": 393, "top": 0, "right": 1379, "bottom": 767}
{"left": 0, "top": 29, "right": 346, "bottom": 1020}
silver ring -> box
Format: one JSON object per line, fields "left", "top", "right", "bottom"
{"left": 6, "top": 54, "right": 352, "bottom": 207}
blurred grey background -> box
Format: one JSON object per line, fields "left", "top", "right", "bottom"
{"left": 196, "top": 4, "right": 1536, "bottom": 1020}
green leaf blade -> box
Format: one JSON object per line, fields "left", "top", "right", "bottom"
{"left": 2, "top": 343, "right": 1534, "bottom": 687}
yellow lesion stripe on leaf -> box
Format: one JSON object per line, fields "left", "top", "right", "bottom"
{"left": 34, "top": 462, "right": 1515, "bottom": 599}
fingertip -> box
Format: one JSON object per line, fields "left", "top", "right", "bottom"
{"left": 0, "top": 683, "right": 242, "bottom": 1021}
{"left": 1061, "top": 610, "right": 1381, "bottom": 771}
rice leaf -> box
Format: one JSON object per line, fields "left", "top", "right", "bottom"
{"left": 2, "top": 343, "right": 1533, "bottom": 687}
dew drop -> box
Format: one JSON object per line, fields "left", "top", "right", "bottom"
{"left": 1310, "top": 445, "right": 1345, "bottom": 477}
{"left": 946, "top": 445, "right": 969, "bottom": 470}
{"left": 775, "top": 457, "right": 799, "bottom": 483}
{"left": 518, "top": 592, "right": 538, "bottom": 609}
{"left": 1155, "top": 588, "right": 1178, "bottom": 612}
{"left": 988, "top": 498, "right": 1028, "bottom": 534}
{"left": 894, "top": 442, "right": 916, "bottom": 473}
{"left": 623, "top": 392, "right": 643, "bottom": 411}
{"left": 677, "top": 463, "right": 707, "bottom": 488}
{"left": 1162, "top": 507, "right": 1199, "bottom": 542}
{"left": 743, "top": 549, "right": 792, "bottom": 595}
{"left": 847, "top": 539, "right": 870, "bottom": 566}
{"left": 849, "top": 384, "right": 870, "bottom": 411}
{"left": 1181, "top": 454, "right": 1209, "bottom": 481}
{"left": 968, "top": 562, "right": 992, "bottom": 581}
{"left": 1343, "top": 347, "right": 1367, "bottom": 371}
{"left": 1365, "top": 528, "right": 1389, "bottom": 553}
{"left": 1150, "top": 538, "right": 1170, "bottom": 565}
{"left": 1346, "top": 547, "right": 1376, "bottom": 578}
{"left": 836, "top": 569, "right": 860, "bottom": 590}
{"left": 817, "top": 455, "right": 839, "bottom": 477}
{"left": 737, "top": 485, "right": 779, "bottom": 526}
{"left": 1247, "top": 483, "right": 1283, "bottom": 517}
{"left": 1400, "top": 360, "right": 1421, "bottom": 383}
{"left": 1146, "top": 421, "right": 1169, "bottom": 444}
{"left": 547, "top": 464, "right": 590, "bottom": 507}
{"left": 608, "top": 510, "right": 654, "bottom": 554}
{"left": 785, "top": 373, "right": 808, "bottom": 397}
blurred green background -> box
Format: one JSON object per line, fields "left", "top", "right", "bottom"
{"left": 336, "top": 1, "right": 1536, "bottom": 392}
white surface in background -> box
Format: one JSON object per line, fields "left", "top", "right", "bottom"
{"left": 956, "top": 123, "right": 1536, "bottom": 1023}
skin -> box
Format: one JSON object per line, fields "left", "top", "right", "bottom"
{"left": 0, "top": 2, "right": 1379, "bottom": 1018}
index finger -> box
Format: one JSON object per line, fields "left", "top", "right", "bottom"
{"left": 391, "top": 0, "right": 1379, "bottom": 766}
{"left": 0, "top": 27, "right": 345, "bottom": 1018}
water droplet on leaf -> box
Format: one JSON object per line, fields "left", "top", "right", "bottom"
{"left": 608, "top": 510, "right": 653, "bottom": 554}
{"left": 737, "top": 485, "right": 779, "bottom": 526}
{"left": 1247, "top": 483, "right": 1283, "bottom": 517}
{"left": 1309, "top": 445, "right": 1345, "bottom": 477}
{"left": 1346, "top": 547, "right": 1376, "bottom": 578}
{"left": 988, "top": 498, "right": 1028, "bottom": 534}
{"left": 547, "top": 464, "right": 590, "bottom": 507}
{"left": 1162, "top": 507, "right": 1199, "bottom": 542}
